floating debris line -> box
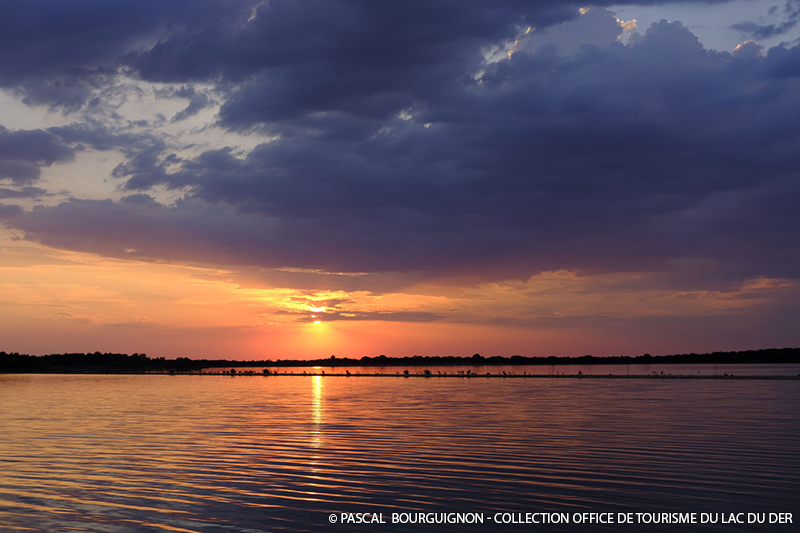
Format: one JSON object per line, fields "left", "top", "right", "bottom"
{"left": 198, "top": 370, "right": 798, "bottom": 380}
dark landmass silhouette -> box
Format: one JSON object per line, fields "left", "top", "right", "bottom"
{"left": 1, "top": 348, "right": 799, "bottom": 374}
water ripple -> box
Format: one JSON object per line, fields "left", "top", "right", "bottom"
{"left": 0, "top": 373, "right": 797, "bottom": 532}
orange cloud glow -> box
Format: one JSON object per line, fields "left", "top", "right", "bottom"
{"left": 2, "top": 232, "right": 797, "bottom": 360}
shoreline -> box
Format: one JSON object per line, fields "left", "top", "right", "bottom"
{"left": 4, "top": 348, "right": 800, "bottom": 374}
{"left": 3, "top": 372, "right": 798, "bottom": 379}
{"left": 195, "top": 373, "right": 800, "bottom": 379}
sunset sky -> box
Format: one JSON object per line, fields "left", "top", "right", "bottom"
{"left": 2, "top": 0, "right": 800, "bottom": 360}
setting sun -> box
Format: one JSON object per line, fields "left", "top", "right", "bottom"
{"left": 1, "top": 1, "right": 800, "bottom": 531}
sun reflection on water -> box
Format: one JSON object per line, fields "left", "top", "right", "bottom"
{"left": 311, "top": 375, "right": 323, "bottom": 448}
{"left": 2, "top": 374, "right": 798, "bottom": 532}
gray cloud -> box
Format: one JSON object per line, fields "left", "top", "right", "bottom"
{"left": 0, "top": 203, "right": 23, "bottom": 219}
{"left": 0, "top": 0, "right": 249, "bottom": 108}
{"left": 732, "top": 0, "right": 800, "bottom": 40}
{"left": 0, "top": 186, "right": 48, "bottom": 199}
{"left": 153, "top": 85, "right": 216, "bottom": 123}
{"left": 0, "top": 1, "right": 730, "bottom": 111}
{"left": 0, "top": 126, "right": 75, "bottom": 184}
{"left": 3, "top": 4, "right": 799, "bottom": 288}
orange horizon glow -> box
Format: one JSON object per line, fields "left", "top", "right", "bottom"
{"left": 1, "top": 235, "right": 798, "bottom": 360}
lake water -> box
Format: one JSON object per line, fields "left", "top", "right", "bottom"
{"left": 1, "top": 372, "right": 798, "bottom": 532}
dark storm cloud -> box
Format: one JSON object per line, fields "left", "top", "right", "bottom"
{"left": 152, "top": 86, "right": 216, "bottom": 123}
{"left": 0, "top": 126, "right": 75, "bottom": 184}
{"left": 0, "top": 0, "right": 255, "bottom": 107}
{"left": 0, "top": 0, "right": 228, "bottom": 88}
{"left": 14, "top": 77, "right": 98, "bottom": 112}
{"left": 126, "top": 0, "right": 729, "bottom": 128}
{"left": 0, "top": 0, "right": 724, "bottom": 111}
{"left": 14, "top": 195, "right": 335, "bottom": 268}
{"left": 171, "top": 93, "right": 214, "bottom": 123}
{"left": 732, "top": 0, "right": 800, "bottom": 40}
{"left": 77, "top": 16, "right": 797, "bottom": 277}
{"left": 48, "top": 123, "right": 158, "bottom": 152}
{"left": 763, "top": 42, "right": 800, "bottom": 76}
{"left": 128, "top": 0, "right": 579, "bottom": 81}
{"left": 4, "top": 3, "right": 800, "bottom": 283}
{"left": 46, "top": 123, "right": 169, "bottom": 187}
{"left": 207, "top": 1, "right": 580, "bottom": 127}
{"left": 0, "top": 127, "right": 74, "bottom": 165}
{"left": 0, "top": 161, "right": 41, "bottom": 184}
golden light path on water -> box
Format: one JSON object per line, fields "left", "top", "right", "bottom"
{"left": 312, "top": 373, "right": 323, "bottom": 448}
{"left": 0, "top": 372, "right": 798, "bottom": 532}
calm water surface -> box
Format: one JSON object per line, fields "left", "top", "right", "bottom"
{"left": 1, "top": 373, "right": 798, "bottom": 532}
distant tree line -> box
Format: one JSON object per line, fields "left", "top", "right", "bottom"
{"left": 1, "top": 348, "right": 799, "bottom": 373}
{"left": 0, "top": 352, "right": 202, "bottom": 373}
{"left": 264, "top": 348, "right": 800, "bottom": 367}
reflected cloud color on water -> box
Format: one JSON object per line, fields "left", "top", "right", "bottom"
{"left": 0, "top": 373, "right": 798, "bottom": 532}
